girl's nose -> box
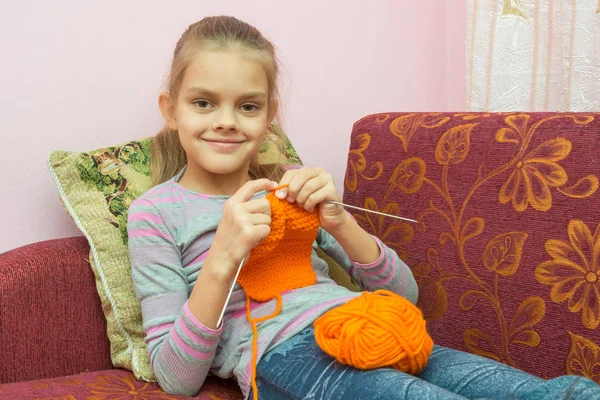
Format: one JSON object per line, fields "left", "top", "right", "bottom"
{"left": 213, "top": 108, "right": 239, "bottom": 132}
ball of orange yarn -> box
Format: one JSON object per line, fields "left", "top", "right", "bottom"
{"left": 314, "top": 290, "right": 433, "bottom": 375}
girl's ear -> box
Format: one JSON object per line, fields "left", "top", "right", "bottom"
{"left": 158, "top": 91, "right": 178, "bottom": 130}
{"left": 267, "top": 99, "right": 279, "bottom": 124}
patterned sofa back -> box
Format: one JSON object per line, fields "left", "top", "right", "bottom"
{"left": 343, "top": 112, "right": 600, "bottom": 382}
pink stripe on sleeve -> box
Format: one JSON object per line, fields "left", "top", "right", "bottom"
{"left": 151, "top": 196, "right": 186, "bottom": 204}
{"left": 365, "top": 261, "right": 396, "bottom": 286}
{"left": 368, "top": 263, "right": 396, "bottom": 286}
{"left": 146, "top": 322, "right": 173, "bottom": 337}
{"left": 361, "top": 258, "right": 391, "bottom": 277}
{"left": 147, "top": 184, "right": 183, "bottom": 196}
{"left": 128, "top": 211, "right": 164, "bottom": 224}
{"left": 187, "top": 251, "right": 208, "bottom": 267}
{"left": 176, "top": 318, "right": 217, "bottom": 347}
{"left": 170, "top": 330, "right": 214, "bottom": 361}
{"left": 128, "top": 228, "right": 173, "bottom": 241}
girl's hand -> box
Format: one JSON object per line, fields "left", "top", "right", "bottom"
{"left": 275, "top": 167, "right": 346, "bottom": 232}
{"left": 207, "top": 179, "right": 278, "bottom": 279}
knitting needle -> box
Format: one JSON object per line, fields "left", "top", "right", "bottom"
{"left": 326, "top": 200, "right": 418, "bottom": 223}
{"left": 217, "top": 256, "right": 245, "bottom": 328}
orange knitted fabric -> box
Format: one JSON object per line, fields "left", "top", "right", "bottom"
{"left": 238, "top": 190, "right": 319, "bottom": 301}
{"left": 237, "top": 186, "right": 320, "bottom": 400}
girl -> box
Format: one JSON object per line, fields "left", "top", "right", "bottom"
{"left": 127, "top": 16, "right": 599, "bottom": 400}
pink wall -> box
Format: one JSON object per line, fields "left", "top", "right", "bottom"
{"left": 0, "top": 1, "right": 466, "bottom": 253}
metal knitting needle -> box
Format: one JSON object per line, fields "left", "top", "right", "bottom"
{"left": 326, "top": 200, "right": 418, "bottom": 223}
{"left": 217, "top": 256, "right": 245, "bottom": 328}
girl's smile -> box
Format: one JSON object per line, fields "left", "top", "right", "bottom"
{"left": 201, "top": 137, "right": 246, "bottom": 152}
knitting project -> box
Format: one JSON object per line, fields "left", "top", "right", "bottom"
{"left": 238, "top": 191, "right": 320, "bottom": 301}
{"left": 237, "top": 186, "right": 432, "bottom": 400}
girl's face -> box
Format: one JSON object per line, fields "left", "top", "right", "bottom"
{"left": 170, "top": 49, "right": 272, "bottom": 184}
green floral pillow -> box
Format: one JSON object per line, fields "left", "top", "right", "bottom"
{"left": 49, "top": 138, "right": 156, "bottom": 380}
{"left": 47, "top": 134, "right": 334, "bottom": 381}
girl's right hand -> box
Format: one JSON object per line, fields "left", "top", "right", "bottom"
{"left": 206, "top": 178, "right": 278, "bottom": 280}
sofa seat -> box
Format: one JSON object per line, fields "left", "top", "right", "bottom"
{"left": 0, "top": 369, "right": 243, "bottom": 399}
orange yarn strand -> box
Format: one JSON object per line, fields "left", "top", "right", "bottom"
{"left": 314, "top": 290, "right": 433, "bottom": 375}
{"left": 246, "top": 295, "right": 282, "bottom": 400}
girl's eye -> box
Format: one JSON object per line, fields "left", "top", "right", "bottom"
{"left": 240, "top": 103, "right": 260, "bottom": 112}
{"left": 193, "top": 100, "right": 212, "bottom": 109}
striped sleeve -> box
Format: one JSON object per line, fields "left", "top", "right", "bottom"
{"left": 316, "top": 228, "right": 419, "bottom": 304}
{"left": 127, "top": 197, "right": 222, "bottom": 396}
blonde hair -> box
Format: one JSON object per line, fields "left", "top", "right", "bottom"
{"left": 151, "top": 16, "right": 286, "bottom": 186}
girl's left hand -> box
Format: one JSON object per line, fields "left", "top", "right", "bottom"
{"left": 275, "top": 167, "right": 346, "bottom": 231}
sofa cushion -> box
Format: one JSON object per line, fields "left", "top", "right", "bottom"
{"left": 343, "top": 112, "right": 600, "bottom": 383}
{"left": 0, "top": 369, "right": 242, "bottom": 399}
{"left": 46, "top": 134, "right": 302, "bottom": 382}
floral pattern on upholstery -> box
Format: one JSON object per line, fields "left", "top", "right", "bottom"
{"left": 345, "top": 133, "right": 383, "bottom": 192}
{"left": 566, "top": 332, "right": 600, "bottom": 383}
{"left": 86, "top": 374, "right": 177, "bottom": 399}
{"left": 495, "top": 114, "right": 598, "bottom": 212}
{"left": 536, "top": 220, "right": 600, "bottom": 329}
{"left": 343, "top": 112, "right": 600, "bottom": 383}
{"left": 0, "top": 370, "right": 243, "bottom": 400}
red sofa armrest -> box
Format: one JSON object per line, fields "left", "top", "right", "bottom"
{"left": 0, "top": 237, "right": 113, "bottom": 383}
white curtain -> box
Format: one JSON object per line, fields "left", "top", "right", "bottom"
{"left": 467, "top": 0, "right": 600, "bottom": 112}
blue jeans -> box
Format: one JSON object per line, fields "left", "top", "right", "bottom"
{"left": 252, "top": 326, "right": 600, "bottom": 400}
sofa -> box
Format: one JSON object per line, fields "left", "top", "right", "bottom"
{"left": 1, "top": 112, "right": 599, "bottom": 399}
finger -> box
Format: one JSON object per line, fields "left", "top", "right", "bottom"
{"left": 295, "top": 175, "right": 327, "bottom": 206}
{"left": 234, "top": 179, "right": 278, "bottom": 202}
{"left": 247, "top": 212, "right": 272, "bottom": 226}
{"left": 244, "top": 198, "right": 272, "bottom": 217}
{"left": 302, "top": 186, "right": 332, "bottom": 213}
{"left": 286, "top": 168, "right": 321, "bottom": 203}
{"left": 252, "top": 225, "right": 271, "bottom": 246}
{"left": 240, "top": 217, "right": 271, "bottom": 241}
{"left": 275, "top": 169, "right": 298, "bottom": 199}
{"left": 274, "top": 186, "right": 288, "bottom": 200}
